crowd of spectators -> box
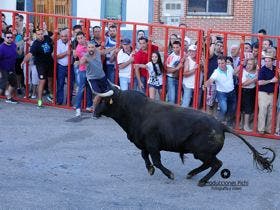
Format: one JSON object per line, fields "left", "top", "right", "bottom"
{"left": 1, "top": 13, "right": 280, "bottom": 135}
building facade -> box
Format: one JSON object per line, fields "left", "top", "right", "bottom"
{"left": 155, "top": 0, "right": 280, "bottom": 36}
{"left": 0, "top": 0, "right": 153, "bottom": 31}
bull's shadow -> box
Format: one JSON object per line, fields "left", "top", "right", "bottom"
{"left": 65, "top": 116, "right": 91, "bottom": 123}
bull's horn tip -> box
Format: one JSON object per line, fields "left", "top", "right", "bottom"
{"left": 100, "top": 90, "right": 114, "bottom": 97}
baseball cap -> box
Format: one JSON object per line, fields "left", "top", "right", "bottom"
{"left": 121, "top": 38, "right": 131, "bottom": 45}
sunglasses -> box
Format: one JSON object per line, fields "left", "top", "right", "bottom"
{"left": 6, "top": 36, "right": 13, "bottom": 39}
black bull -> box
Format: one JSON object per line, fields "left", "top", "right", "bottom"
{"left": 94, "top": 88, "right": 275, "bottom": 187}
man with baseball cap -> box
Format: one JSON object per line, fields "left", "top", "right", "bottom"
{"left": 117, "top": 38, "right": 134, "bottom": 90}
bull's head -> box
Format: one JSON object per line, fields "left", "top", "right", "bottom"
{"left": 92, "top": 81, "right": 121, "bottom": 118}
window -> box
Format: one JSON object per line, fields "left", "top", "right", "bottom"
{"left": 161, "top": 0, "right": 183, "bottom": 25}
{"left": 166, "top": 3, "right": 181, "bottom": 10}
{"left": 188, "top": 0, "right": 232, "bottom": 15}
{"left": 16, "top": 0, "right": 25, "bottom": 11}
{"left": 104, "top": 0, "right": 123, "bottom": 20}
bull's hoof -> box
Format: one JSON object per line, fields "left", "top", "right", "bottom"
{"left": 197, "top": 180, "right": 207, "bottom": 187}
{"left": 168, "top": 172, "right": 175, "bottom": 180}
{"left": 148, "top": 166, "right": 155, "bottom": 176}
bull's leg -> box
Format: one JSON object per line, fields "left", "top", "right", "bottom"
{"left": 186, "top": 161, "right": 211, "bottom": 179}
{"left": 198, "top": 157, "right": 223, "bottom": 187}
{"left": 149, "top": 151, "right": 174, "bottom": 180}
{"left": 141, "top": 150, "right": 155, "bottom": 175}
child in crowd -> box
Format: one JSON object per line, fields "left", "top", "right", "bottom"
{"left": 134, "top": 51, "right": 163, "bottom": 99}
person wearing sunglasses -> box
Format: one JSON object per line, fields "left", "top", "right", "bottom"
{"left": 0, "top": 31, "right": 18, "bottom": 104}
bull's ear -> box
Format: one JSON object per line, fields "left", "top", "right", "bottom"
{"left": 109, "top": 98, "right": 113, "bottom": 104}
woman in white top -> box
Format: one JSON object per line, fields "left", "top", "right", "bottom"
{"left": 241, "top": 58, "right": 257, "bottom": 131}
{"left": 134, "top": 51, "right": 163, "bottom": 99}
{"left": 182, "top": 44, "right": 201, "bottom": 108}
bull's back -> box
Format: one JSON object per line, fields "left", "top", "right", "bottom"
{"left": 139, "top": 101, "right": 223, "bottom": 152}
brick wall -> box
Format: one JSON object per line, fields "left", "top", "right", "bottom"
{"left": 153, "top": 0, "right": 254, "bottom": 45}
{"left": 154, "top": 0, "right": 253, "bottom": 32}
{"left": 153, "top": 0, "right": 254, "bottom": 49}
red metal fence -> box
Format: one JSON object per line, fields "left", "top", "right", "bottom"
{"left": 0, "top": 9, "right": 279, "bottom": 140}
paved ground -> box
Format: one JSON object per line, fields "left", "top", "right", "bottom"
{"left": 0, "top": 100, "right": 279, "bottom": 210}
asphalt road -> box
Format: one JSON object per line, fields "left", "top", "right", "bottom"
{"left": 0, "top": 100, "right": 279, "bottom": 209}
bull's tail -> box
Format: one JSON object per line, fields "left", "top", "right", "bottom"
{"left": 224, "top": 126, "right": 276, "bottom": 172}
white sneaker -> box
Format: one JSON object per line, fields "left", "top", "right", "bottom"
{"left": 85, "top": 107, "right": 93, "bottom": 112}
{"left": 243, "top": 126, "right": 252, "bottom": 132}
{"left": 75, "top": 108, "right": 81, "bottom": 117}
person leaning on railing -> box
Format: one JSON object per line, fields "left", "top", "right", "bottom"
{"left": 257, "top": 52, "right": 278, "bottom": 134}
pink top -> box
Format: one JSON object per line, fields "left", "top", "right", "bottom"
{"left": 76, "top": 44, "right": 87, "bottom": 71}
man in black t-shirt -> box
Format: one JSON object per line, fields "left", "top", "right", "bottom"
{"left": 22, "top": 28, "right": 54, "bottom": 108}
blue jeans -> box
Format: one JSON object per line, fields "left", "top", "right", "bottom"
{"left": 75, "top": 70, "right": 93, "bottom": 109}
{"left": 182, "top": 85, "right": 202, "bottom": 108}
{"left": 56, "top": 63, "right": 74, "bottom": 105}
{"left": 119, "top": 77, "right": 130, "bottom": 90}
{"left": 216, "top": 90, "right": 236, "bottom": 122}
{"left": 134, "top": 76, "right": 147, "bottom": 93}
{"left": 105, "top": 65, "right": 115, "bottom": 83}
{"left": 167, "top": 76, "right": 178, "bottom": 104}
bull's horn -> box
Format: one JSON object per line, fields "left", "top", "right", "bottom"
{"left": 107, "top": 79, "right": 120, "bottom": 89}
{"left": 94, "top": 90, "right": 114, "bottom": 97}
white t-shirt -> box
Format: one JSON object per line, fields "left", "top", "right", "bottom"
{"left": 241, "top": 69, "right": 257, "bottom": 89}
{"left": 183, "top": 56, "right": 202, "bottom": 88}
{"left": 210, "top": 65, "right": 234, "bottom": 93}
{"left": 166, "top": 52, "right": 181, "bottom": 77}
{"left": 57, "top": 39, "right": 69, "bottom": 66}
{"left": 117, "top": 49, "right": 132, "bottom": 78}
{"left": 146, "top": 62, "right": 162, "bottom": 86}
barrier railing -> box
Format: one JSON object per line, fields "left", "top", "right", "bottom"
{"left": 205, "top": 30, "right": 280, "bottom": 139}
{"left": 1, "top": 9, "right": 279, "bottom": 140}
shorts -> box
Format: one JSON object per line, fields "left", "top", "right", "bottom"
{"left": 148, "top": 84, "right": 162, "bottom": 90}
{"left": 0, "top": 69, "right": 17, "bottom": 90}
{"left": 15, "top": 57, "right": 24, "bottom": 75}
{"left": 88, "top": 76, "right": 109, "bottom": 94}
{"left": 241, "top": 88, "right": 256, "bottom": 114}
{"left": 36, "top": 62, "right": 54, "bottom": 80}
{"left": 206, "top": 83, "right": 217, "bottom": 106}
{"left": 23, "top": 64, "right": 39, "bottom": 85}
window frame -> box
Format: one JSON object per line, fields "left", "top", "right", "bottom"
{"left": 16, "top": 0, "right": 25, "bottom": 11}
{"left": 187, "top": 0, "right": 233, "bottom": 16}
{"left": 101, "top": 0, "right": 127, "bottom": 21}
{"left": 161, "top": 0, "right": 183, "bottom": 26}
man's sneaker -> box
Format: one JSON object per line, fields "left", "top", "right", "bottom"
{"left": 5, "top": 98, "right": 18, "bottom": 104}
{"left": 75, "top": 108, "right": 81, "bottom": 117}
{"left": 46, "top": 94, "right": 53, "bottom": 103}
{"left": 37, "top": 99, "right": 43, "bottom": 108}
{"left": 85, "top": 107, "right": 93, "bottom": 113}
{"left": 31, "top": 94, "right": 36, "bottom": 99}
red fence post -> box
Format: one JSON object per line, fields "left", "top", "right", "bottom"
{"left": 203, "top": 30, "right": 211, "bottom": 111}
{"left": 129, "top": 24, "right": 137, "bottom": 90}
{"left": 23, "top": 14, "right": 30, "bottom": 100}
{"left": 162, "top": 26, "right": 169, "bottom": 101}
{"left": 176, "top": 27, "right": 185, "bottom": 105}
{"left": 52, "top": 17, "right": 58, "bottom": 105}
{"left": 235, "top": 35, "right": 245, "bottom": 130}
